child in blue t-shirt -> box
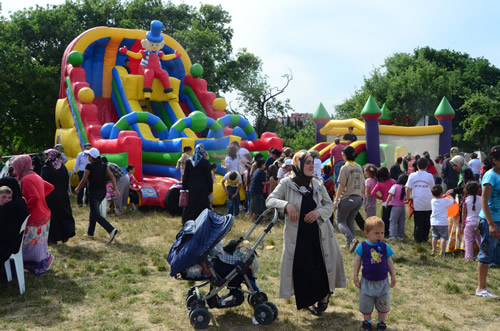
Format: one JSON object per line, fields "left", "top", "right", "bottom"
{"left": 353, "top": 216, "right": 396, "bottom": 331}
{"left": 249, "top": 159, "right": 269, "bottom": 220}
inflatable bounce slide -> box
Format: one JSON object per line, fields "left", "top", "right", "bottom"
{"left": 55, "top": 21, "right": 282, "bottom": 207}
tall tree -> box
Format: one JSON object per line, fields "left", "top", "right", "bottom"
{"left": 336, "top": 47, "right": 500, "bottom": 150}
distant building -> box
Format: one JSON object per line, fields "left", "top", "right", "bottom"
{"left": 276, "top": 113, "right": 312, "bottom": 125}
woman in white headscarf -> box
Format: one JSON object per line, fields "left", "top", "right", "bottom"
{"left": 266, "top": 151, "right": 346, "bottom": 316}
{"left": 182, "top": 144, "right": 213, "bottom": 224}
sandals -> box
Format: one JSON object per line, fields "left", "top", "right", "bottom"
{"left": 317, "top": 294, "right": 331, "bottom": 312}
{"left": 306, "top": 305, "right": 322, "bottom": 316}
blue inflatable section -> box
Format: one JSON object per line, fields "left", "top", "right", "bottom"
{"left": 167, "top": 209, "right": 234, "bottom": 276}
{"left": 143, "top": 164, "right": 180, "bottom": 178}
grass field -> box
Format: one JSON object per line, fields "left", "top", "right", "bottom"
{"left": 1, "top": 197, "right": 499, "bottom": 331}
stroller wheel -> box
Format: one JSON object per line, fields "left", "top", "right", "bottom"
{"left": 186, "top": 294, "right": 197, "bottom": 310}
{"left": 254, "top": 303, "right": 274, "bottom": 325}
{"left": 264, "top": 301, "right": 278, "bottom": 321}
{"left": 248, "top": 292, "right": 268, "bottom": 307}
{"left": 189, "top": 307, "right": 211, "bottom": 329}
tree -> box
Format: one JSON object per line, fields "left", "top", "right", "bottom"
{"left": 277, "top": 120, "right": 315, "bottom": 152}
{"left": 336, "top": 47, "right": 500, "bottom": 150}
{"left": 227, "top": 48, "right": 294, "bottom": 136}
{"left": 0, "top": 0, "right": 260, "bottom": 153}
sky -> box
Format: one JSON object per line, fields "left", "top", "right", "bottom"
{"left": 2, "top": 0, "right": 500, "bottom": 117}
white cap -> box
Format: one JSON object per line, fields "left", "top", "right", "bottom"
{"left": 84, "top": 147, "right": 100, "bottom": 159}
{"left": 282, "top": 159, "right": 292, "bottom": 168}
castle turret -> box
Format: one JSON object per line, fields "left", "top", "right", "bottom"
{"left": 313, "top": 102, "right": 330, "bottom": 144}
{"left": 434, "top": 97, "right": 455, "bottom": 156}
{"left": 379, "top": 103, "right": 393, "bottom": 125}
{"left": 361, "top": 96, "right": 382, "bottom": 166}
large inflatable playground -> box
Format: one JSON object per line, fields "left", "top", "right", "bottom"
{"left": 55, "top": 20, "right": 454, "bottom": 209}
{"left": 55, "top": 21, "right": 283, "bottom": 207}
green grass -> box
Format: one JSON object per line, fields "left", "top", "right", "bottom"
{"left": 1, "top": 197, "right": 499, "bottom": 330}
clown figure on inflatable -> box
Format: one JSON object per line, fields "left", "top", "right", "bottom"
{"left": 119, "top": 20, "right": 181, "bottom": 100}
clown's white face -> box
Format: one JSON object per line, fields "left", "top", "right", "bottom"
{"left": 141, "top": 39, "right": 165, "bottom": 52}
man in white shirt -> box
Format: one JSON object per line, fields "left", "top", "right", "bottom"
{"left": 406, "top": 158, "right": 435, "bottom": 243}
{"left": 72, "top": 143, "right": 92, "bottom": 207}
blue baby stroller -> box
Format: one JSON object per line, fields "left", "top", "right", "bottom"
{"left": 167, "top": 208, "right": 279, "bottom": 329}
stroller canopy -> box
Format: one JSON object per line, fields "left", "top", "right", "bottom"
{"left": 167, "top": 209, "right": 234, "bottom": 276}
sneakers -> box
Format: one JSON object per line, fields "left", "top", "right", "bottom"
{"left": 475, "top": 288, "right": 499, "bottom": 298}
{"left": 387, "top": 237, "right": 396, "bottom": 241}
{"left": 45, "top": 255, "right": 54, "bottom": 272}
{"left": 397, "top": 237, "right": 404, "bottom": 241}
{"left": 350, "top": 239, "right": 359, "bottom": 253}
{"left": 109, "top": 229, "right": 118, "bottom": 243}
{"left": 360, "top": 320, "right": 372, "bottom": 331}
{"left": 431, "top": 249, "right": 437, "bottom": 256}
{"left": 377, "top": 321, "right": 387, "bottom": 330}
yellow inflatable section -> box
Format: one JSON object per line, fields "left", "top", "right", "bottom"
{"left": 212, "top": 174, "right": 246, "bottom": 206}
{"left": 320, "top": 118, "right": 443, "bottom": 136}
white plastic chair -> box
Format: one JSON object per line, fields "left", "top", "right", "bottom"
{"left": 4, "top": 214, "right": 30, "bottom": 295}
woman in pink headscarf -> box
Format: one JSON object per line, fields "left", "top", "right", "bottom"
{"left": 12, "top": 154, "right": 54, "bottom": 275}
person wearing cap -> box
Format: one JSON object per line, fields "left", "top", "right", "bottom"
{"left": 278, "top": 159, "right": 293, "bottom": 182}
{"left": 75, "top": 148, "right": 119, "bottom": 243}
{"left": 73, "top": 143, "right": 92, "bottom": 207}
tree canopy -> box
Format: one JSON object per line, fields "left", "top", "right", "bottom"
{"left": 0, "top": 0, "right": 270, "bottom": 154}
{"left": 335, "top": 47, "right": 500, "bottom": 151}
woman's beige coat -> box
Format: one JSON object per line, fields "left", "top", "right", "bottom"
{"left": 266, "top": 177, "right": 346, "bottom": 298}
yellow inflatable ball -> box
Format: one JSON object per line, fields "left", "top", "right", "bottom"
{"left": 78, "top": 87, "right": 95, "bottom": 104}
{"left": 212, "top": 98, "right": 227, "bottom": 112}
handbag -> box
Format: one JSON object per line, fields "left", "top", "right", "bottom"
{"left": 179, "top": 190, "right": 189, "bottom": 207}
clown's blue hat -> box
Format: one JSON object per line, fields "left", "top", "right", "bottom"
{"left": 146, "top": 20, "right": 164, "bottom": 43}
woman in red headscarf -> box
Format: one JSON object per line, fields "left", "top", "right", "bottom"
{"left": 12, "top": 154, "right": 54, "bottom": 275}
{"left": 266, "top": 151, "right": 346, "bottom": 316}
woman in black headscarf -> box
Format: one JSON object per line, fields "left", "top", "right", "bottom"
{"left": 266, "top": 151, "right": 346, "bottom": 316}
{"left": 182, "top": 144, "right": 213, "bottom": 224}
{"left": 41, "top": 149, "right": 75, "bottom": 244}
{"left": 0, "top": 176, "right": 30, "bottom": 264}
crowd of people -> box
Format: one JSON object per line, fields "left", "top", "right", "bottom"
{"left": 1, "top": 139, "right": 499, "bottom": 329}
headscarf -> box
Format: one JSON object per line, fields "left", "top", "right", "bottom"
{"left": 450, "top": 147, "right": 459, "bottom": 155}
{"left": 12, "top": 154, "right": 34, "bottom": 180}
{"left": 190, "top": 144, "right": 206, "bottom": 167}
{"left": 450, "top": 155, "right": 469, "bottom": 186}
{"left": 45, "top": 149, "right": 63, "bottom": 170}
{"left": 291, "top": 151, "right": 313, "bottom": 195}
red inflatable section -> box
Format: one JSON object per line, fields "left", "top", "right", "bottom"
{"left": 184, "top": 75, "right": 225, "bottom": 119}
{"left": 142, "top": 176, "right": 179, "bottom": 207}
{"left": 241, "top": 132, "right": 283, "bottom": 152}
{"left": 354, "top": 143, "right": 366, "bottom": 155}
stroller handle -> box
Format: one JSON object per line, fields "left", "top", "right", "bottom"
{"left": 243, "top": 208, "right": 279, "bottom": 242}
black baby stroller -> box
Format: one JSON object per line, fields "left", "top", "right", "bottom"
{"left": 167, "top": 208, "right": 279, "bottom": 329}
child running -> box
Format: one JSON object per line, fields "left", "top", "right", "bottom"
{"left": 371, "top": 167, "right": 396, "bottom": 236}
{"left": 386, "top": 174, "right": 408, "bottom": 241}
{"left": 354, "top": 216, "right": 396, "bottom": 331}
{"left": 430, "top": 185, "right": 455, "bottom": 256}
{"left": 462, "top": 181, "right": 481, "bottom": 261}
{"left": 363, "top": 164, "right": 378, "bottom": 218}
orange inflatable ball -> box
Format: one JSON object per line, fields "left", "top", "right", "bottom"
{"left": 212, "top": 98, "right": 227, "bottom": 111}
{"left": 78, "top": 87, "right": 95, "bottom": 104}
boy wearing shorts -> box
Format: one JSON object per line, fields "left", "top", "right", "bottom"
{"left": 430, "top": 185, "right": 454, "bottom": 256}
{"left": 354, "top": 216, "right": 396, "bottom": 331}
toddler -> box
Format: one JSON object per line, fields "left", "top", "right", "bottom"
{"left": 430, "top": 185, "right": 455, "bottom": 256}
{"left": 363, "top": 164, "right": 377, "bottom": 218}
{"left": 462, "top": 181, "right": 481, "bottom": 261}
{"left": 0, "top": 186, "right": 13, "bottom": 205}
{"left": 354, "top": 216, "right": 396, "bottom": 331}
{"left": 371, "top": 167, "right": 396, "bottom": 236}
{"left": 127, "top": 165, "right": 140, "bottom": 211}
{"left": 386, "top": 174, "right": 408, "bottom": 241}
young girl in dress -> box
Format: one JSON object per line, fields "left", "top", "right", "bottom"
{"left": 371, "top": 167, "right": 396, "bottom": 236}
{"left": 386, "top": 174, "right": 408, "bottom": 240}
{"left": 363, "top": 164, "right": 377, "bottom": 218}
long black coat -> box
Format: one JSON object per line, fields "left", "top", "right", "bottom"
{"left": 41, "top": 163, "right": 75, "bottom": 243}
{"left": 181, "top": 158, "right": 213, "bottom": 223}
{"left": 0, "top": 177, "right": 30, "bottom": 263}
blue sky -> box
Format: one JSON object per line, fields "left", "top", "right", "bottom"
{"left": 3, "top": 0, "right": 499, "bottom": 117}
